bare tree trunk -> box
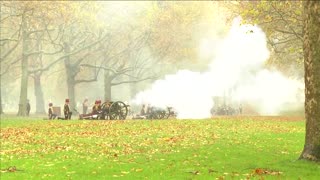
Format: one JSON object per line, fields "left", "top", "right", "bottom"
{"left": 66, "top": 72, "right": 76, "bottom": 113}
{"left": 17, "top": 13, "right": 29, "bottom": 116}
{"left": 33, "top": 33, "right": 46, "bottom": 114}
{"left": 104, "top": 70, "right": 112, "bottom": 101}
{"left": 64, "top": 42, "right": 76, "bottom": 113}
{"left": 34, "top": 73, "right": 46, "bottom": 114}
{"left": 299, "top": 0, "right": 320, "bottom": 162}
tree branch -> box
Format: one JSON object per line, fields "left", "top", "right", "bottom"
{"left": 75, "top": 77, "right": 98, "bottom": 84}
{"left": 28, "top": 33, "right": 109, "bottom": 74}
{"left": 80, "top": 64, "right": 117, "bottom": 75}
{"left": 0, "top": 38, "right": 21, "bottom": 62}
{"left": 0, "top": 57, "right": 21, "bottom": 76}
{"left": 271, "top": 3, "right": 303, "bottom": 41}
{"left": 111, "top": 76, "right": 158, "bottom": 86}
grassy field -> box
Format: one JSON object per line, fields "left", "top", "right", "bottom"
{"left": 0, "top": 115, "right": 319, "bottom": 179}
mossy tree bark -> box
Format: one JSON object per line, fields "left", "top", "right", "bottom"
{"left": 299, "top": 0, "right": 320, "bottom": 162}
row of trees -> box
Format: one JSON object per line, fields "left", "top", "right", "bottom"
{"left": 1, "top": 1, "right": 226, "bottom": 115}
{"left": 0, "top": 2, "right": 156, "bottom": 115}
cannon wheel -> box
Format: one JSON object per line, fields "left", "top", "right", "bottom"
{"left": 159, "top": 110, "right": 167, "bottom": 119}
{"left": 108, "top": 101, "right": 128, "bottom": 120}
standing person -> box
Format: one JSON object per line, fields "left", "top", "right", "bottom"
{"left": 82, "top": 98, "right": 88, "bottom": 114}
{"left": 97, "top": 100, "right": 102, "bottom": 112}
{"left": 140, "top": 104, "right": 146, "bottom": 116}
{"left": 64, "top": 99, "right": 72, "bottom": 120}
{"left": 48, "top": 103, "right": 57, "bottom": 120}
{"left": 26, "top": 99, "right": 31, "bottom": 116}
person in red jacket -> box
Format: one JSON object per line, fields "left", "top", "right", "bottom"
{"left": 92, "top": 100, "right": 99, "bottom": 114}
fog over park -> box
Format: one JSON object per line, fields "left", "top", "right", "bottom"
{"left": 2, "top": 0, "right": 320, "bottom": 173}
{"left": 0, "top": 1, "right": 305, "bottom": 118}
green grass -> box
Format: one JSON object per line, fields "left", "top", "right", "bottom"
{"left": 1, "top": 115, "right": 319, "bottom": 179}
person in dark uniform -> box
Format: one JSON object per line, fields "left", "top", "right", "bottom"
{"left": 89, "top": 100, "right": 103, "bottom": 119}
{"left": 26, "top": 99, "right": 31, "bottom": 116}
{"left": 48, "top": 103, "right": 57, "bottom": 120}
{"left": 104, "top": 100, "right": 111, "bottom": 111}
{"left": 97, "top": 100, "right": 102, "bottom": 112}
{"left": 64, "top": 99, "right": 72, "bottom": 120}
{"left": 101, "top": 100, "right": 111, "bottom": 120}
{"left": 133, "top": 104, "right": 148, "bottom": 119}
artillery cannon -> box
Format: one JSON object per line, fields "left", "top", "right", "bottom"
{"left": 147, "top": 106, "right": 177, "bottom": 119}
{"left": 211, "top": 105, "right": 238, "bottom": 116}
{"left": 79, "top": 101, "right": 129, "bottom": 120}
{"left": 133, "top": 106, "right": 177, "bottom": 120}
{"left": 105, "top": 101, "right": 128, "bottom": 120}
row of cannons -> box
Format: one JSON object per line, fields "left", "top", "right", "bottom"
{"left": 77, "top": 101, "right": 240, "bottom": 120}
{"left": 211, "top": 105, "right": 242, "bottom": 116}
{"left": 78, "top": 101, "right": 177, "bottom": 120}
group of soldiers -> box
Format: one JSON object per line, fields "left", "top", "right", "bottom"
{"left": 132, "top": 104, "right": 155, "bottom": 119}
{"left": 48, "top": 99, "right": 72, "bottom": 120}
{"left": 79, "top": 100, "right": 110, "bottom": 120}
{"left": 48, "top": 98, "right": 110, "bottom": 120}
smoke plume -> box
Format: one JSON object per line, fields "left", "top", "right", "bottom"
{"left": 132, "top": 18, "right": 304, "bottom": 119}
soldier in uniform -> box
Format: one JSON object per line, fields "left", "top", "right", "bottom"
{"left": 92, "top": 100, "right": 99, "bottom": 114}
{"left": 102, "top": 100, "right": 111, "bottom": 120}
{"left": 89, "top": 100, "right": 104, "bottom": 119}
{"left": 64, "top": 99, "right": 72, "bottom": 120}
{"left": 97, "top": 100, "right": 102, "bottom": 112}
{"left": 105, "top": 100, "right": 111, "bottom": 110}
{"left": 48, "top": 103, "right": 57, "bottom": 120}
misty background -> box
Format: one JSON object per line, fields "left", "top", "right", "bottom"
{"left": 0, "top": 1, "right": 304, "bottom": 118}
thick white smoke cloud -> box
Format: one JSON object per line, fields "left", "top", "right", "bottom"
{"left": 131, "top": 18, "right": 303, "bottom": 119}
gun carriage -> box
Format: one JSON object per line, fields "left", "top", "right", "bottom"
{"left": 148, "top": 106, "right": 177, "bottom": 119}
{"left": 79, "top": 101, "right": 129, "bottom": 120}
{"left": 133, "top": 106, "right": 177, "bottom": 119}
{"left": 211, "top": 105, "right": 238, "bottom": 116}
